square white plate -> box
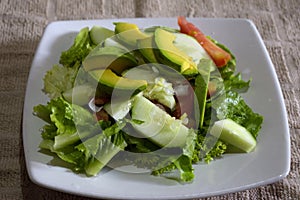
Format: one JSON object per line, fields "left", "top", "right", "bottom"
{"left": 23, "top": 18, "right": 290, "bottom": 199}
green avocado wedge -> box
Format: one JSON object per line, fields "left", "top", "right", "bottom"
{"left": 137, "top": 37, "right": 158, "bottom": 63}
{"left": 114, "top": 22, "right": 150, "bottom": 46}
{"left": 82, "top": 46, "right": 138, "bottom": 75}
{"left": 89, "top": 69, "right": 147, "bottom": 91}
{"left": 154, "top": 28, "right": 198, "bottom": 76}
{"left": 90, "top": 26, "right": 115, "bottom": 45}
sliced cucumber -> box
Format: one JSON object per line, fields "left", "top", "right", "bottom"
{"left": 103, "top": 99, "right": 132, "bottom": 120}
{"left": 90, "top": 26, "right": 114, "bottom": 45}
{"left": 131, "top": 95, "right": 189, "bottom": 147}
{"left": 210, "top": 119, "right": 256, "bottom": 153}
{"left": 62, "top": 84, "right": 94, "bottom": 105}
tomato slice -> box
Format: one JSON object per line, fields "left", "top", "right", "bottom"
{"left": 178, "top": 16, "right": 231, "bottom": 68}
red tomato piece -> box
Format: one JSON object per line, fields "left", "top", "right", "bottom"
{"left": 178, "top": 16, "right": 232, "bottom": 68}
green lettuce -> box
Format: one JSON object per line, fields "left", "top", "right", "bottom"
{"left": 59, "top": 27, "right": 93, "bottom": 68}
{"left": 194, "top": 58, "right": 212, "bottom": 128}
{"left": 151, "top": 130, "right": 196, "bottom": 182}
{"left": 151, "top": 154, "right": 194, "bottom": 183}
{"left": 35, "top": 98, "right": 127, "bottom": 176}
{"left": 192, "top": 132, "right": 227, "bottom": 163}
{"left": 33, "top": 97, "right": 97, "bottom": 150}
{"left": 213, "top": 91, "right": 263, "bottom": 138}
{"left": 77, "top": 128, "right": 127, "bottom": 176}
{"left": 57, "top": 124, "right": 126, "bottom": 175}
{"left": 210, "top": 37, "right": 250, "bottom": 93}
{"left": 43, "top": 27, "right": 95, "bottom": 98}
{"left": 43, "top": 64, "right": 79, "bottom": 98}
{"left": 220, "top": 66, "right": 251, "bottom": 93}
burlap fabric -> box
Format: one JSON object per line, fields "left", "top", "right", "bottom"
{"left": 0, "top": 0, "right": 299, "bottom": 199}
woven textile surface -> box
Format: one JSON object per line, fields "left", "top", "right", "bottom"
{"left": 0, "top": 0, "right": 299, "bottom": 199}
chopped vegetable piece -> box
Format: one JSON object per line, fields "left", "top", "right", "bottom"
{"left": 210, "top": 119, "right": 256, "bottom": 153}
{"left": 177, "top": 16, "right": 232, "bottom": 67}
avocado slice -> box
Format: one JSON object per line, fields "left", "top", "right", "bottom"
{"left": 90, "top": 26, "right": 114, "bottom": 45}
{"left": 114, "top": 22, "right": 150, "bottom": 46}
{"left": 137, "top": 36, "right": 158, "bottom": 63}
{"left": 154, "top": 28, "right": 198, "bottom": 76}
{"left": 89, "top": 69, "right": 147, "bottom": 91}
{"left": 83, "top": 46, "right": 138, "bottom": 75}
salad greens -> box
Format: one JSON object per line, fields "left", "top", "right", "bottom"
{"left": 33, "top": 18, "right": 263, "bottom": 183}
{"left": 59, "top": 27, "right": 93, "bottom": 68}
{"left": 43, "top": 64, "right": 79, "bottom": 98}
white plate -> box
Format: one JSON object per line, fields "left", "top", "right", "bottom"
{"left": 23, "top": 18, "right": 290, "bottom": 199}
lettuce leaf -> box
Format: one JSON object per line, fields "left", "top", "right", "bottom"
{"left": 59, "top": 27, "right": 93, "bottom": 68}
{"left": 194, "top": 58, "right": 211, "bottom": 128}
{"left": 33, "top": 97, "right": 97, "bottom": 150}
{"left": 192, "top": 133, "right": 227, "bottom": 164}
{"left": 151, "top": 130, "right": 196, "bottom": 182}
{"left": 40, "top": 124, "right": 57, "bottom": 140}
{"left": 209, "top": 38, "right": 250, "bottom": 93}
{"left": 213, "top": 91, "right": 263, "bottom": 138}
{"left": 41, "top": 123, "right": 127, "bottom": 176}
{"left": 151, "top": 154, "right": 194, "bottom": 183}
{"left": 220, "top": 66, "right": 251, "bottom": 93}
{"left": 143, "top": 77, "right": 176, "bottom": 110}
{"left": 35, "top": 98, "right": 127, "bottom": 176}
{"left": 43, "top": 64, "right": 79, "bottom": 98}
{"left": 224, "top": 72, "right": 251, "bottom": 93}
{"left": 80, "top": 132, "right": 127, "bottom": 176}
{"left": 43, "top": 27, "right": 94, "bottom": 98}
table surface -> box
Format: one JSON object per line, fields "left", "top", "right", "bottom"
{"left": 1, "top": 0, "right": 299, "bottom": 199}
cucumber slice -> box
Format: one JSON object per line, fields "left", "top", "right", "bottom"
{"left": 131, "top": 95, "right": 189, "bottom": 147}
{"left": 62, "top": 84, "right": 94, "bottom": 105}
{"left": 103, "top": 99, "right": 132, "bottom": 120}
{"left": 90, "top": 26, "right": 114, "bottom": 45}
{"left": 210, "top": 119, "right": 256, "bottom": 153}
